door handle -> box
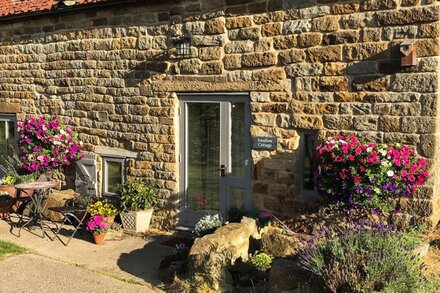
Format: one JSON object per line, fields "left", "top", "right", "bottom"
{"left": 218, "top": 165, "right": 226, "bottom": 177}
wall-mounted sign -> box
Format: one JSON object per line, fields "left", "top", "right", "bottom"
{"left": 252, "top": 136, "right": 277, "bottom": 150}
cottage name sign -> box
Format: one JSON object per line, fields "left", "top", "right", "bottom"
{"left": 252, "top": 137, "right": 277, "bottom": 150}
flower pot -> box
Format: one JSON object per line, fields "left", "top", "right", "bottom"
{"left": 93, "top": 233, "right": 106, "bottom": 245}
{"left": 0, "top": 186, "right": 16, "bottom": 197}
{"left": 120, "top": 209, "right": 153, "bottom": 233}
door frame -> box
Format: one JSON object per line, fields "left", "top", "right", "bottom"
{"left": 178, "top": 93, "right": 252, "bottom": 227}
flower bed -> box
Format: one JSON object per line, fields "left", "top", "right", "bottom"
{"left": 315, "top": 134, "right": 428, "bottom": 213}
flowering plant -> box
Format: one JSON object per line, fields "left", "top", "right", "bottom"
{"left": 88, "top": 200, "right": 118, "bottom": 217}
{"left": 194, "top": 214, "right": 222, "bottom": 236}
{"left": 315, "top": 134, "right": 428, "bottom": 212}
{"left": 17, "top": 115, "right": 83, "bottom": 173}
{"left": 0, "top": 175, "right": 15, "bottom": 186}
{"left": 86, "top": 215, "right": 109, "bottom": 235}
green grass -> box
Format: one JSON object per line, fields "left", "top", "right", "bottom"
{"left": 0, "top": 240, "right": 27, "bottom": 259}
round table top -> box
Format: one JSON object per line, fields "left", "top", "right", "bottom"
{"left": 15, "top": 181, "right": 59, "bottom": 191}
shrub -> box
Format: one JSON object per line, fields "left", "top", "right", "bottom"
{"left": 315, "top": 134, "right": 428, "bottom": 212}
{"left": 250, "top": 253, "right": 273, "bottom": 272}
{"left": 116, "top": 179, "right": 157, "bottom": 211}
{"left": 17, "top": 115, "right": 83, "bottom": 173}
{"left": 299, "top": 222, "right": 431, "bottom": 292}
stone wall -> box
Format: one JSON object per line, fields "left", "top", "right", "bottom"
{"left": 0, "top": 0, "right": 439, "bottom": 227}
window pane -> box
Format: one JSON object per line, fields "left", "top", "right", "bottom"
{"left": 231, "top": 102, "right": 245, "bottom": 177}
{"left": 106, "top": 161, "right": 122, "bottom": 194}
{"left": 187, "top": 103, "right": 220, "bottom": 213}
{"left": 303, "top": 134, "right": 317, "bottom": 191}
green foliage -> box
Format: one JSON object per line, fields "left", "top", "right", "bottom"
{"left": 299, "top": 224, "right": 433, "bottom": 292}
{"left": 0, "top": 240, "right": 27, "bottom": 259}
{"left": 116, "top": 179, "right": 157, "bottom": 211}
{"left": 227, "top": 207, "right": 244, "bottom": 223}
{"left": 251, "top": 253, "right": 273, "bottom": 272}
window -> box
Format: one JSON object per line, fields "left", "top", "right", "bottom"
{"left": 300, "top": 132, "right": 318, "bottom": 193}
{"left": 0, "top": 115, "right": 17, "bottom": 159}
{"left": 102, "top": 157, "right": 124, "bottom": 196}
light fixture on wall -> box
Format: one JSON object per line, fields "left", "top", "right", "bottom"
{"left": 173, "top": 35, "right": 192, "bottom": 58}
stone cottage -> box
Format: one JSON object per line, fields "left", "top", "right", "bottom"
{"left": 0, "top": 0, "right": 438, "bottom": 229}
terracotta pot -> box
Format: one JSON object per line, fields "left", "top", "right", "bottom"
{"left": 0, "top": 186, "right": 16, "bottom": 197}
{"left": 93, "top": 233, "right": 106, "bottom": 245}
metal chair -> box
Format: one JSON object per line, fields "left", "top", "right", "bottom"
{"left": 49, "top": 205, "right": 88, "bottom": 246}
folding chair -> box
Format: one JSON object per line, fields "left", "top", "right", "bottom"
{"left": 49, "top": 205, "right": 88, "bottom": 246}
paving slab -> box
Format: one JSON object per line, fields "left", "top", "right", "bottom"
{"left": 0, "top": 217, "right": 174, "bottom": 289}
{"left": 0, "top": 254, "right": 154, "bottom": 293}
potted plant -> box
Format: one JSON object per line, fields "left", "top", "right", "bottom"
{"left": 116, "top": 179, "right": 157, "bottom": 233}
{"left": 86, "top": 215, "right": 109, "bottom": 245}
{"left": 195, "top": 214, "right": 222, "bottom": 237}
{"left": 87, "top": 199, "right": 118, "bottom": 224}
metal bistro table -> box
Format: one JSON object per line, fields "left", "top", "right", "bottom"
{"left": 15, "top": 181, "right": 59, "bottom": 238}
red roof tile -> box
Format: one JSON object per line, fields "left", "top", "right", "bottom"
{"left": 0, "top": 0, "right": 110, "bottom": 18}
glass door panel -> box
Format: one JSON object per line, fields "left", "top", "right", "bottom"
{"left": 231, "top": 102, "right": 246, "bottom": 177}
{"left": 186, "top": 103, "right": 221, "bottom": 213}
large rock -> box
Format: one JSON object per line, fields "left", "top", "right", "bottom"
{"left": 261, "top": 227, "right": 309, "bottom": 258}
{"left": 269, "top": 258, "right": 311, "bottom": 291}
{"left": 42, "top": 189, "right": 77, "bottom": 222}
{"left": 187, "top": 217, "right": 258, "bottom": 290}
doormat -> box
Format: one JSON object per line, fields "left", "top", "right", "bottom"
{"left": 160, "top": 237, "right": 194, "bottom": 248}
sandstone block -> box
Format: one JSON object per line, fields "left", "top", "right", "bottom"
{"left": 229, "top": 27, "right": 260, "bottom": 40}
{"left": 278, "top": 49, "right": 306, "bottom": 65}
{"left": 362, "top": 28, "right": 382, "bottom": 42}
{"left": 352, "top": 75, "right": 390, "bottom": 92}
{"left": 200, "top": 61, "right": 223, "bottom": 75}
{"left": 307, "top": 46, "right": 342, "bottom": 62}
{"left": 340, "top": 103, "right": 371, "bottom": 115}
{"left": 290, "top": 115, "right": 323, "bottom": 129}
{"left": 199, "top": 47, "right": 222, "bottom": 61}
{"left": 178, "top": 59, "right": 202, "bottom": 74}
{"left": 294, "top": 77, "right": 319, "bottom": 91}
{"left": 319, "top": 76, "right": 348, "bottom": 91}
{"left": 377, "top": 6, "right": 439, "bottom": 26}
{"left": 419, "top": 134, "right": 437, "bottom": 158}
{"left": 324, "top": 62, "right": 347, "bottom": 75}
{"left": 254, "top": 38, "right": 272, "bottom": 52}
{"left": 360, "top": 0, "right": 398, "bottom": 11}
{"left": 298, "top": 33, "right": 322, "bottom": 47}
{"left": 379, "top": 116, "right": 400, "bottom": 132}
{"left": 285, "top": 63, "right": 323, "bottom": 77}
{"left": 192, "top": 35, "right": 225, "bottom": 46}
{"left": 253, "top": 113, "right": 276, "bottom": 126}
{"left": 340, "top": 13, "right": 375, "bottom": 29}
{"left": 223, "top": 55, "right": 241, "bottom": 69}
{"left": 344, "top": 42, "right": 388, "bottom": 61}
{"left": 299, "top": 6, "right": 330, "bottom": 19}
{"left": 261, "top": 23, "right": 281, "bottom": 37}
{"left": 419, "top": 23, "right": 440, "bottom": 38}
{"left": 241, "top": 52, "right": 277, "bottom": 67}
{"left": 332, "top": 3, "right": 360, "bottom": 14}
{"left": 283, "top": 19, "right": 311, "bottom": 34}
{"left": 252, "top": 68, "right": 286, "bottom": 82}
{"left": 416, "top": 39, "right": 440, "bottom": 57}
{"left": 390, "top": 103, "right": 421, "bottom": 116}
{"left": 401, "top": 117, "right": 436, "bottom": 134}
{"left": 383, "top": 26, "right": 417, "bottom": 40}
{"left": 225, "top": 16, "right": 253, "bottom": 29}
{"left": 205, "top": 18, "right": 225, "bottom": 34}
{"left": 224, "top": 40, "right": 253, "bottom": 54}
{"left": 353, "top": 116, "right": 378, "bottom": 131}
{"left": 323, "top": 115, "right": 352, "bottom": 129}
{"left": 392, "top": 73, "right": 438, "bottom": 92}
{"left": 273, "top": 35, "right": 297, "bottom": 50}
{"left": 420, "top": 94, "right": 438, "bottom": 117}
{"left": 311, "top": 16, "right": 340, "bottom": 32}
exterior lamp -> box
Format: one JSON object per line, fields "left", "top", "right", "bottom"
{"left": 174, "top": 35, "right": 192, "bottom": 58}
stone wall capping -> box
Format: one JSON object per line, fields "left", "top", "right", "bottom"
{"left": 94, "top": 146, "right": 138, "bottom": 159}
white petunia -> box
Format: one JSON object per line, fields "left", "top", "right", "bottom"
{"left": 387, "top": 170, "right": 394, "bottom": 177}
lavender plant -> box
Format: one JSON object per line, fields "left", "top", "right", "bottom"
{"left": 298, "top": 221, "right": 433, "bottom": 292}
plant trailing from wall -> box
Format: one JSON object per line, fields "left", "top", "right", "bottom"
{"left": 116, "top": 179, "right": 157, "bottom": 212}
{"left": 315, "top": 134, "right": 428, "bottom": 213}
{"left": 17, "top": 115, "right": 83, "bottom": 173}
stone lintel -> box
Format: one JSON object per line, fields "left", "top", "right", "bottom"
{"left": 0, "top": 102, "right": 21, "bottom": 113}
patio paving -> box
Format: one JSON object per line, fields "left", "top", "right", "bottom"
{"left": 0, "top": 217, "right": 175, "bottom": 291}
{"left": 0, "top": 254, "right": 154, "bottom": 293}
